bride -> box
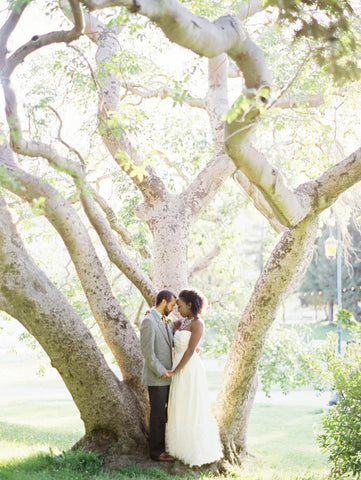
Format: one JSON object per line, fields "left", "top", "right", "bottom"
{"left": 165, "top": 289, "right": 223, "bottom": 466}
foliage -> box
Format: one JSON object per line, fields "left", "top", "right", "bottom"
{"left": 335, "top": 308, "right": 359, "bottom": 329}
{"left": 258, "top": 324, "right": 314, "bottom": 396}
{"left": 264, "top": 0, "right": 361, "bottom": 82}
{"left": 0, "top": 450, "right": 103, "bottom": 479}
{"left": 313, "top": 333, "right": 361, "bottom": 479}
{"left": 224, "top": 87, "right": 269, "bottom": 124}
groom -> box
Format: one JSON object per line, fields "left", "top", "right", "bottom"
{"left": 140, "top": 289, "right": 177, "bottom": 462}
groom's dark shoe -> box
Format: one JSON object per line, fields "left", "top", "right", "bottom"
{"left": 151, "top": 452, "right": 175, "bottom": 462}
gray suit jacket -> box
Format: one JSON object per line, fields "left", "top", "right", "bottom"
{"left": 140, "top": 309, "right": 173, "bottom": 386}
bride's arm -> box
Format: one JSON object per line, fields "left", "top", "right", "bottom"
{"left": 172, "top": 320, "right": 204, "bottom": 374}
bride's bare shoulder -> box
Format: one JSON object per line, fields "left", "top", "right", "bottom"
{"left": 192, "top": 317, "right": 204, "bottom": 330}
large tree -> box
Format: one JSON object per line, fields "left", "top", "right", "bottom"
{"left": 1, "top": 0, "right": 361, "bottom": 467}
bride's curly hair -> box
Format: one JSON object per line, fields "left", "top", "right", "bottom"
{"left": 178, "top": 289, "right": 207, "bottom": 317}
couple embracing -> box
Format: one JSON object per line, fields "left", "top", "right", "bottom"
{"left": 140, "top": 289, "right": 223, "bottom": 467}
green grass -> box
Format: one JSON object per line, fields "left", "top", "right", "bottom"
{"left": 0, "top": 398, "right": 330, "bottom": 480}
{"left": 0, "top": 345, "right": 332, "bottom": 480}
{"left": 245, "top": 404, "right": 329, "bottom": 479}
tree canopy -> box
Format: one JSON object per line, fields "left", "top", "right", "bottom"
{"left": 1, "top": 0, "right": 361, "bottom": 468}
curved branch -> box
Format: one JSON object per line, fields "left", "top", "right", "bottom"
{"left": 125, "top": 84, "right": 205, "bottom": 109}
{"left": 234, "top": 171, "right": 286, "bottom": 234}
{"left": 225, "top": 104, "right": 310, "bottom": 227}
{"left": 300, "top": 146, "right": 361, "bottom": 214}
{"left": 1, "top": 75, "right": 84, "bottom": 179}
{"left": 0, "top": 0, "right": 28, "bottom": 59}
{"left": 80, "top": 187, "right": 157, "bottom": 306}
{"left": 0, "top": 141, "right": 143, "bottom": 385}
{"left": 76, "top": 10, "right": 168, "bottom": 203}
{"left": 5, "top": 0, "right": 84, "bottom": 76}
{"left": 48, "top": 105, "right": 86, "bottom": 165}
{"left": 80, "top": 0, "right": 272, "bottom": 89}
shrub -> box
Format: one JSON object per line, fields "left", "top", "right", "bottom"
{"left": 314, "top": 332, "right": 361, "bottom": 478}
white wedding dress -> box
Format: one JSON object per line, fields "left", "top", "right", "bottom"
{"left": 165, "top": 329, "right": 223, "bottom": 466}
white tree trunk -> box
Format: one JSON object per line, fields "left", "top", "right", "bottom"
{"left": 0, "top": 195, "right": 148, "bottom": 455}
{"left": 135, "top": 195, "right": 191, "bottom": 292}
{"left": 214, "top": 217, "right": 319, "bottom": 458}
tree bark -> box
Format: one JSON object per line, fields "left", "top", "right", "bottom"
{"left": 214, "top": 217, "right": 319, "bottom": 460}
{"left": 0, "top": 143, "right": 145, "bottom": 390}
{"left": 0, "top": 195, "right": 148, "bottom": 456}
{"left": 135, "top": 194, "right": 191, "bottom": 292}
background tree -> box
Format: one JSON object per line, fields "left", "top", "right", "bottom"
{"left": 1, "top": 0, "right": 361, "bottom": 467}
{"left": 299, "top": 219, "right": 361, "bottom": 322}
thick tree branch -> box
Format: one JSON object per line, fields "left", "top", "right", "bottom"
{"left": 4, "top": 0, "right": 84, "bottom": 76}
{"left": 225, "top": 104, "right": 310, "bottom": 227}
{"left": 0, "top": 140, "right": 143, "bottom": 384}
{"left": 183, "top": 149, "right": 236, "bottom": 220}
{"left": 80, "top": 186, "right": 157, "bottom": 306}
{"left": 215, "top": 217, "right": 319, "bottom": 448}
{"left": 183, "top": 55, "right": 235, "bottom": 219}
{"left": 80, "top": 0, "right": 272, "bottom": 90}
{"left": 234, "top": 171, "right": 286, "bottom": 234}
{"left": 300, "top": 146, "right": 361, "bottom": 214}
{"left": 75, "top": 10, "right": 169, "bottom": 203}
{"left": 0, "top": 194, "right": 147, "bottom": 447}
{"left": 0, "top": 0, "right": 28, "bottom": 59}
{"left": 238, "top": 0, "right": 264, "bottom": 21}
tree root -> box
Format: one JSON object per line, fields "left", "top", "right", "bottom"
{"left": 71, "top": 437, "right": 224, "bottom": 476}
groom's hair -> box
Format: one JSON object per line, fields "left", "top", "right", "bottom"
{"left": 178, "top": 289, "right": 206, "bottom": 316}
{"left": 156, "top": 289, "right": 176, "bottom": 306}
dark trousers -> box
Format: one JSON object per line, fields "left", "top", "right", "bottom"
{"left": 148, "top": 385, "right": 170, "bottom": 458}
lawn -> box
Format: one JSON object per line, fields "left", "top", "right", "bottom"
{"left": 0, "top": 397, "right": 330, "bottom": 480}
{"left": 0, "top": 337, "right": 331, "bottom": 480}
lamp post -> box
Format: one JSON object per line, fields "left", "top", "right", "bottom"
{"left": 325, "top": 225, "right": 342, "bottom": 354}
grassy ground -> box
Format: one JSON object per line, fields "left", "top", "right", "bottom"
{"left": 0, "top": 326, "right": 332, "bottom": 480}
{"left": 0, "top": 397, "right": 330, "bottom": 480}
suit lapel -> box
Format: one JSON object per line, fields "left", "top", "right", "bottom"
{"left": 151, "top": 310, "right": 171, "bottom": 347}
